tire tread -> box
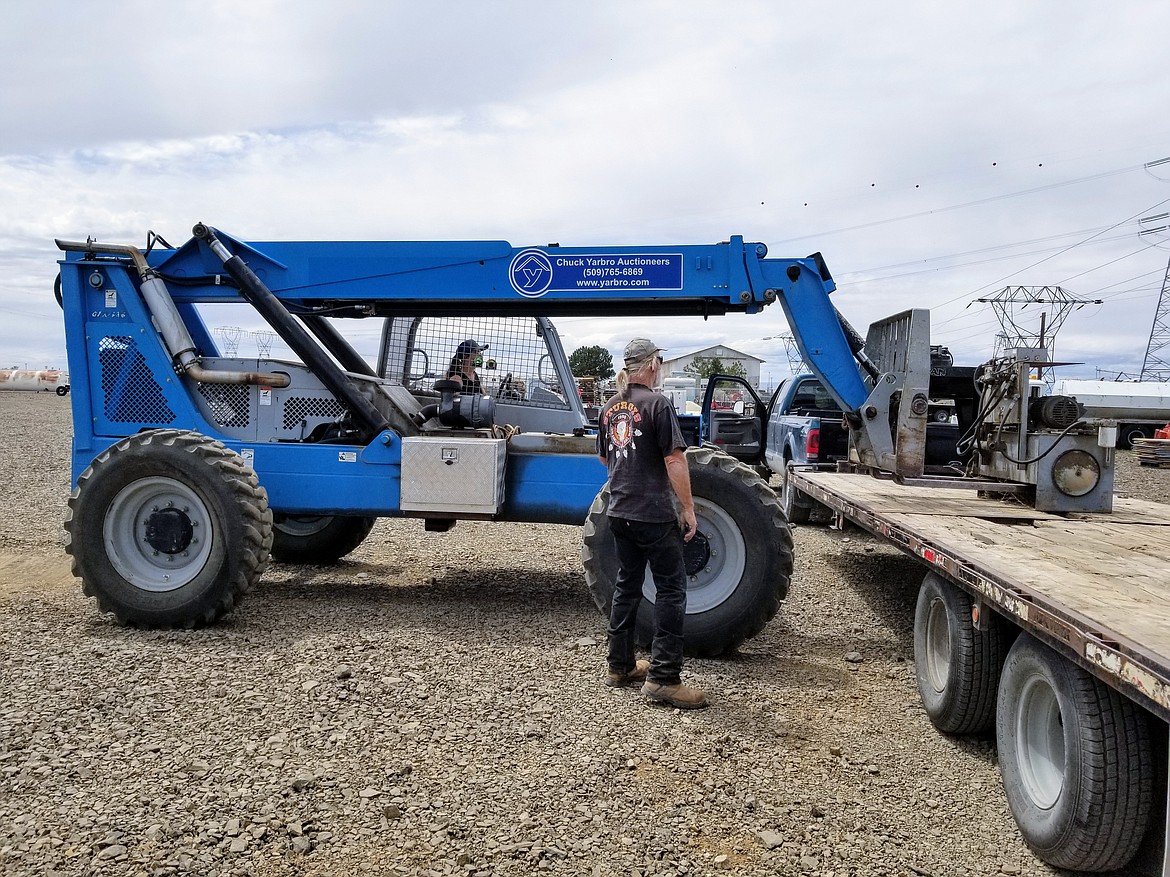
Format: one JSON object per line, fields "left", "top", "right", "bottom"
{"left": 64, "top": 429, "right": 272, "bottom": 628}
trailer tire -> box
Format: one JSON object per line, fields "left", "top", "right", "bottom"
{"left": 55, "top": 385, "right": 69, "bottom": 396}
{"left": 996, "top": 634, "right": 1153, "bottom": 872}
{"left": 1120, "top": 425, "right": 1149, "bottom": 450}
{"left": 913, "top": 572, "right": 1005, "bottom": 734}
{"left": 270, "top": 515, "right": 376, "bottom": 564}
{"left": 582, "top": 446, "right": 792, "bottom": 657}
{"left": 780, "top": 463, "right": 813, "bottom": 524}
{"left": 65, "top": 429, "right": 273, "bottom": 628}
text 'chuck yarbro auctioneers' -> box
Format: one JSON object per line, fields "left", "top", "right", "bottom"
{"left": 508, "top": 249, "right": 683, "bottom": 297}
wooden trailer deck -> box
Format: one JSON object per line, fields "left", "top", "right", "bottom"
{"left": 792, "top": 468, "right": 1170, "bottom": 723}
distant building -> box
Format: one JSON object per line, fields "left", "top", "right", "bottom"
{"left": 661, "top": 344, "right": 765, "bottom": 387}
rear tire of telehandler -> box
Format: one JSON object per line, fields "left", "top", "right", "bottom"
{"left": 65, "top": 429, "right": 273, "bottom": 628}
{"left": 997, "top": 634, "right": 1153, "bottom": 872}
{"left": 583, "top": 447, "right": 792, "bottom": 657}
{"left": 270, "top": 515, "right": 376, "bottom": 564}
{"left": 913, "top": 572, "right": 1005, "bottom": 735}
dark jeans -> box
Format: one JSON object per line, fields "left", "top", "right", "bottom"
{"left": 606, "top": 517, "right": 687, "bottom": 685}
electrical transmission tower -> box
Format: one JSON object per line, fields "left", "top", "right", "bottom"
{"left": 252, "top": 330, "right": 277, "bottom": 357}
{"left": 974, "top": 286, "right": 1102, "bottom": 382}
{"left": 765, "top": 333, "right": 807, "bottom": 372}
{"left": 1139, "top": 253, "right": 1170, "bottom": 381}
{"left": 213, "top": 326, "right": 244, "bottom": 356}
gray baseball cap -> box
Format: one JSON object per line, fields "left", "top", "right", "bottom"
{"left": 623, "top": 338, "right": 665, "bottom": 365}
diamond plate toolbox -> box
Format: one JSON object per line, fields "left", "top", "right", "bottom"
{"left": 400, "top": 437, "right": 507, "bottom": 514}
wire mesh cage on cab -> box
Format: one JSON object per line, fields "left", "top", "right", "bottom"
{"left": 378, "top": 316, "right": 571, "bottom": 410}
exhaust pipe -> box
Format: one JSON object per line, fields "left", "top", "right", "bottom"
{"left": 55, "top": 238, "right": 290, "bottom": 388}
{"left": 191, "top": 223, "right": 390, "bottom": 436}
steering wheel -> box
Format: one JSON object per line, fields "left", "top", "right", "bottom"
{"left": 405, "top": 347, "right": 430, "bottom": 382}
{"left": 497, "top": 372, "right": 522, "bottom": 401}
{"left": 537, "top": 354, "right": 558, "bottom": 386}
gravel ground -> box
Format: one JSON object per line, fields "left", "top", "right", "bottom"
{"left": 1, "top": 391, "right": 1168, "bottom": 877}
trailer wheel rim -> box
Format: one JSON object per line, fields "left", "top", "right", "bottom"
{"left": 1015, "top": 675, "right": 1065, "bottom": 810}
{"left": 642, "top": 498, "right": 747, "bottom": 613}
{"left": 924, "top": 597, "right": 952, "bottom": 692}
{"left": 103, "top": 476, "right": 215, "bottom": 592}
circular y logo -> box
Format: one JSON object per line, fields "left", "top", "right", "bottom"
{"left": 509, "top": 249, "right": 553, "bottom": 298}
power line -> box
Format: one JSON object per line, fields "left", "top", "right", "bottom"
{"left": 773, "top": 162, "right": 1151, "bottom": 245}
{"left": 963, "top": 195, "right": 1170, "bottom": 300}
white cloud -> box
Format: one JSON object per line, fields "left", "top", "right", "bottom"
{"left": 2, "top": 1, "right": 1170, "bottom": 382}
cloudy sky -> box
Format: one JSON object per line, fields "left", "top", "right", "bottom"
{"left": 3, "top": 1, "right": 1170, "bottom": 386}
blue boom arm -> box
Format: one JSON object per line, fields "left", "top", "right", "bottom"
{"left": 148, "top": 228, "right": 869, "bottom": 410}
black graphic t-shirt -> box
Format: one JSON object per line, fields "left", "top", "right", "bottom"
{"left": 597, "top": 384, "right": 686, "bottom": 523}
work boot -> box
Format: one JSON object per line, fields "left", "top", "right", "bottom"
{"left": 641, "top": 680, "right": 709, "bottom": 709}
{"left": 605, "top": 659, "right": 650, "bottom": 688}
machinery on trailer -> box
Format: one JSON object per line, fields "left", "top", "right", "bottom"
{"left": 56, "top": 225, "right": 885, "bottom": 657}
{"left": 780, "top": 309, "right": 1170, "bottom": 874}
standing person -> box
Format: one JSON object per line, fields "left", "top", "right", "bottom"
{"left": 447, "top": 339, "right": 487, "bottom": 394}
{"left": 597, "top": 338, "right": 708, "bottom": 709}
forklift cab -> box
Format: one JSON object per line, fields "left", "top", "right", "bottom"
{"left": 376, "top": 315, "right": 590, "bottom": 435}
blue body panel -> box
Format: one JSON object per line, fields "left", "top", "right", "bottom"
{"left": 59, "top": 228, "right": 868, "bottom": 525}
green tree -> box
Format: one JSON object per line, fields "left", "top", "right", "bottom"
{"left": 568, "top": 345, "right": 615, "bottom": 379}
{"left": 685, "top": 355, "right": 747, "bottom": 380}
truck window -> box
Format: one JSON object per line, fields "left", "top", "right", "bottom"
{"left": 790, "top": 380, "right": 841, "bottom": 415}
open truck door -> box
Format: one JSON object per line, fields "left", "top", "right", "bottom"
{"left": 700, "top": 375, "right": 766, "bottom": 463}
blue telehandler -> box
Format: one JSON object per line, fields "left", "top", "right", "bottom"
{"left": 55, "top": 224, "right": 879, "bottom": 655}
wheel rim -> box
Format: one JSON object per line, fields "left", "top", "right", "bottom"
{"left": 274, "top": 515, "right": 333, "bottom": 537}
{"left": 104, "top": 476, "right": 215, "bottom": 592}
{"left": 641, "top": 497, "right": 747, "bottom": 613}
{"left": 924, "top": 597, "right": 952, "bottom": 693}
{"left": 1015, "top": 675, "right": 1065, "bottom": 810}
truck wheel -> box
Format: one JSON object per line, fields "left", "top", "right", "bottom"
{"left": 64, "top": 429, "right": 273, "bottom": 628}
{"left": 55, "top": 385, "right": 69, "bottom": 396}
{"left": 270, "top": 515, "right": 376, "bottom": 564}
{"left": 996, "top": 634, "right": 1152, "bottom": 872}
{"left": 582, "top": 446, "right": 792, "bottom": 657}
{"left": 1120, "top": 425, "right": 1149, "bottom": 450}
{"left": 913, "top": 572, "right": 1005, "bottom": 734}
{"left": 781, "top": 464, "right": 813, "bottom": 524}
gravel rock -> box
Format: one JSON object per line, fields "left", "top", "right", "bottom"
{"left": 1, "top": 393, "right": 1167, "bottom": 876}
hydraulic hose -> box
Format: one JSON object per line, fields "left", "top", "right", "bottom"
{"left": 191, "top": 223, "right": 390, "bottom": 437}
{"left": 835, "top": 308, "right": 880, "bottom": 381}
{"left": 55, "top": 238, "right": 290, "bottom": 388}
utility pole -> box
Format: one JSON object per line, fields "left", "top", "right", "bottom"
{"left": 1139, "top": 255, "right": 1170, "bottom": 381}
{"left": 1138, "top": 209, "right": 1170, "bottom": 381}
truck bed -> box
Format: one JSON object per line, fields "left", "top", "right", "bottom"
{"left": 792, "top": 468, "right": 1170, "bottom": 722}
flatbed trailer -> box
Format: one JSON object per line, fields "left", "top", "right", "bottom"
{"left": 789, "top": 466, "right": 1170, "bottom": 875}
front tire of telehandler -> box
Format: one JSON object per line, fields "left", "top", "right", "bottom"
{"left": 582, "top": 446, "right": 792, "bottom": 657}
{"left": 65, "top": 429, "right": 273, "bottom": 628}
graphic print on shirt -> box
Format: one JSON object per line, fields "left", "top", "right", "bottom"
{"left": 605, "top": 401, "right": 643, "bottom": 459}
